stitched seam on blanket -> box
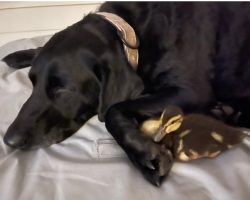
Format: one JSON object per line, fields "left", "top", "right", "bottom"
{"left": 96, "top": 139, "right": 126, "bottom": 158}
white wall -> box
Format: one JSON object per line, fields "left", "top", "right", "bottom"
{"left": 0, "top": 2, "right": 102, "bottom": 46}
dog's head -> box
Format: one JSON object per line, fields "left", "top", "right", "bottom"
{"left": 2, "top": 15, "right": 143, "bottom": 149}
{"left": 3, "top": 46, "right": 101, "bottom": 149}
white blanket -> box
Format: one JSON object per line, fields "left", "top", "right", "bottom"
{"left": 0, "top": 36, "right": 249, "bottom": 200}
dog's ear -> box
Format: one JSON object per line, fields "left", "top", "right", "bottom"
{"left": 97, "top": 57, "right": 144, "bottom": 122}
{"left": 2, "top": 47, "right": 41, "bottom": 69}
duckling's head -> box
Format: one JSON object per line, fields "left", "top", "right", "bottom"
{"left": 154, "top": 105, "right": 184, "bottom": 142}
{"left": 161, "top": 105, "right": 183, "bottom": 125}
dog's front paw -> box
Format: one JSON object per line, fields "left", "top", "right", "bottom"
{"left": 128, "top": 140, "right": 173, "bottom": 187}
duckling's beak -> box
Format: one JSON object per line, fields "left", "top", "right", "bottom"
{"left": 153, "top": 115, "right": 183, "bottom": 142}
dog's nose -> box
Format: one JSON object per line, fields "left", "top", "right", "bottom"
{"left": 3, "top": 132, "right": 26, "bottom": 148}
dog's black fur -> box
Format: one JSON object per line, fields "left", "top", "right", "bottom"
{"left": 2, "top": 2, "right": 250, "bottom": 186}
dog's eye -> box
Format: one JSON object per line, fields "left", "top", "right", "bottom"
{"left": 46, "top": 75, "right": 66, "bottom": 99}
{"left": 49, "top": 75, "right": 64, "bottom": 89}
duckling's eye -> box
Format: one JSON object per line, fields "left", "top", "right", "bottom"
{"left": 168, "top": 118, "right": 179, "bottom": 125}
{"left": 164, "top": 115, "right": 183, "bottom": 127}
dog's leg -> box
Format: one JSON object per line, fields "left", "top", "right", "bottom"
{"left": 104, "top": 88, "right": 198, "bottom": 186}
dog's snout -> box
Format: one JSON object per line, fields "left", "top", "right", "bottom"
{"left": 3, "top": 131, "right": 26, "bottom": 148}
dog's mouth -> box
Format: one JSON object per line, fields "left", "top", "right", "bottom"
{"left": 4, "top": 134, "right": 52, "bottom": 150}
{"left": 19, "top": 143, "right": 46, "bottom": 151}
{"left": 4, "top": 134, "right": 69, "bottom": 150}
{"left": 19, "top": 140, "right": 62, "bottom": 150}
{"left": 3, "top": 124, "right": 77, "bottom": 150}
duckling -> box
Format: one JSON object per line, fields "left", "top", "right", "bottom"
{"left": 140, "top": 105, "right": 249, "bottom": 162}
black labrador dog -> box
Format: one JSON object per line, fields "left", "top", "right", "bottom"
{"left": 2, "top": 2, "right": 250, "bottom": 186}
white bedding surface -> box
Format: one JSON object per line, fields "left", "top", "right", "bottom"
{"left": 0, "top": 36, "right": 249, "bottom": 200}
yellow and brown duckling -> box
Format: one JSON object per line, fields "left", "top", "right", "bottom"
{"left": 140, "top": 105, "right": 249, "bottom": 162}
